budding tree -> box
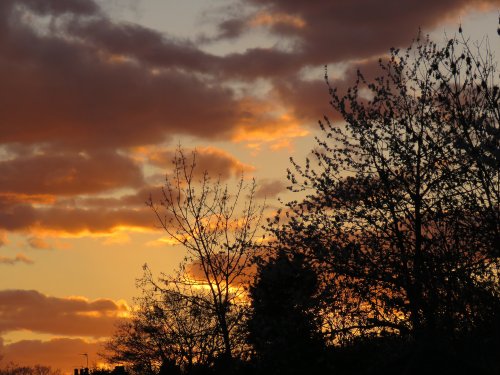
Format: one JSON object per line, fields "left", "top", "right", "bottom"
{"left": 273, "top": 29, "right": 499, "bottom": 344}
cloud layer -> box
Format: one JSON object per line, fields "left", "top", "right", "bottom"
{"left": 1, "top": 0, "right": 496, "bottom": 238}
{"left": 216, "top": 0, "right": 499, "bottom": 76}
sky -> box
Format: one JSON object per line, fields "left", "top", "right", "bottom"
{"left": 0, "top": 0, "right": 499, "bottom": 372}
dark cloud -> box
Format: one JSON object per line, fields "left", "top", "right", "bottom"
{"left": 0, "top": 199, "right": 37, "bottom": 232}
{"left": 255, "top": 179, "right": 287, "bottom": 199}
{"left": 0, "top": 200, "right": 157, "bottom": 234}
{"left": 0, "top": 151, "right": 144, "bottom": 196}
{"left": 4, "top": 0, "right": 99, "bottom": 17}
{"left": 0, "top": 0, "right": 279, "bottom": 239}
{"left": 0, "top": 1, "right": 240, "bottom": 149}
{"left": 0, "top": 186, "right": 165, "bottom": 234}
{"left": 36, "top": 206, "right": 156, "bottom": 234}
{"left": 221, "top": 49, "right": 303, "bottom": 80}
{"left": 0, "top": 178, "right": 182, "bottom": 234}
{"left": 215, "top": 0, "right": 499, "bottom": 78}
{"left": 66, "top": 17, "right": 220, "bottom": 73}
{"left": 216, "top": 18, "right": 248, "bottom": 40}
{"left": 69, "top": 185, "right": 160, "bottom": 209}
{"left": 272, "top": 57, "right": 384, "bottom": 124}
{"left": 0, "top": 289, "right": 128, "bottom": 337}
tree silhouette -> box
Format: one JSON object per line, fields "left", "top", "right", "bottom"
{"left": 104, "top": 266, "right": 219, "bottom": 374}
{"left": 247, "top": 251, "right": 325, "bottom": 374}
{"left": 272, "top": 30, "right": 499, "bottom": 349}
{"left": 146, "top": 148, "right": 264, "bottom": 367}
{"left": 106, "top": 149, "right": 264, "bottom": 373}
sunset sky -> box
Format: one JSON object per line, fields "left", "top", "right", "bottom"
{"left": 0, "top": 0, "right": 499, "bottom": 372}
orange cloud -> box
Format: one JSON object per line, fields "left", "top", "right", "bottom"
{"left": 31, "top": 207, "right": 158, "bottom": 236}
{"left": 232, "top": 97, "right": 310, "bottom": 150}
{"left": 0, "top": 290, "right": 129, "bottom": 338}
{"left": 249, "top": 11, "right": 306, "bottom": 29}
{"left": 0, "top": 151, "right": 143, "bottom": 196}
{"left": 234, "top": 115, "right": 309, "bottom": 151}
{"left": 0, "top": 230, "right": 7, "bottom": 247}
{"left": 27, "top": 237, "right": 52, "bottom": 250}
{"left": 148, "top": 147, "right": 255, "bottom": 180}
{"left": 0, "top": 182, "right": 180, "bottom": 236}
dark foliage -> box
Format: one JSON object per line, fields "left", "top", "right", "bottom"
{"left": 247, "top": 252, "right": 326, "bottom": 374}
{"left": 271, "top": 28, "right": 499, "bottom": 347}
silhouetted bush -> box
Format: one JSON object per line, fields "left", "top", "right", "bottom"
{"left": 248, "top": 251, "right": 327, "bottom": 374}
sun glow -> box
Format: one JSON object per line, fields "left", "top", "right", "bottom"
{"left": 250, "top": 11, "right": 306, "bottom": 29}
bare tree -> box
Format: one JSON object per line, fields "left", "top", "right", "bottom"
{"left": 105, "top": 149, "right": 263, "bottom": 372}
{"left": 105, "top": 266, "right": 220, "bottom": 374}
{"left": 146, "top": 148, "right": 264, "bottom": 363}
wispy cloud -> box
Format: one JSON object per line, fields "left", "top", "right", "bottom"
{"left": 0, "top": 254, "right": 33, "bottom": 265}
